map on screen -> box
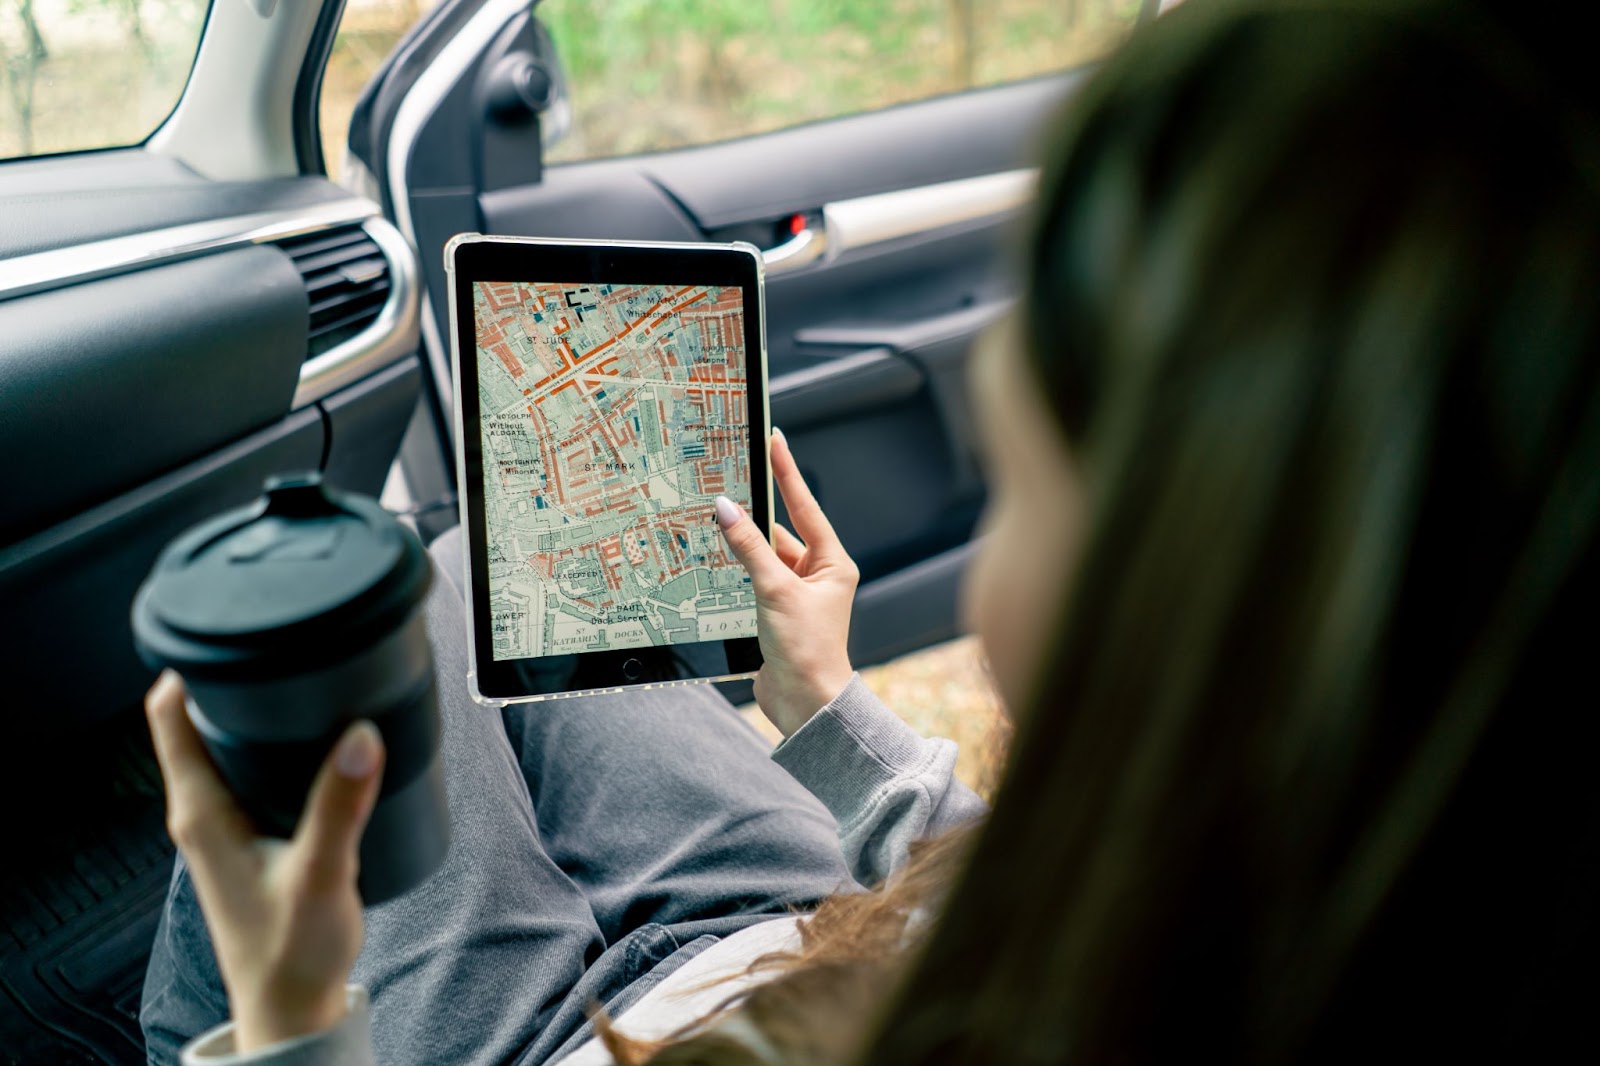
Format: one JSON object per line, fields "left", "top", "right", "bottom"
{"left": 472, "top": 280, "right": 757, "bottom": 661}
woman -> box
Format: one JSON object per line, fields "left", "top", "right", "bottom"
{"left": 142, "top": 0, "right": 1600, "bottom": 1062}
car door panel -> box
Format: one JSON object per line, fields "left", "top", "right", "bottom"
{"left": 849, "top": 541, "right": 978, "bottom": 665}
{"left": 796, "top": 298, "right": 1014, "bottom": 502}
{"left": 765, "top": 347, "right": 922, "bottom": 429}
{"left": 480, "top": 162, "right": 704, "bottom": 242}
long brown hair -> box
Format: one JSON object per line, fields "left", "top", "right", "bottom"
{"left": 613, "top": 1, "right": 1600, "bottom": 1061}
{"left": 870, "top": 1, "right": 1600, "bottom": 1062}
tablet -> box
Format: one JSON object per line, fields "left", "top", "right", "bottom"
{"left": 445, "top": 235, "right": 770, "bottom": 705}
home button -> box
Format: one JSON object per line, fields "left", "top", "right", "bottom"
{"left": 622, "top": 657, "right": 643, "bottom": 681}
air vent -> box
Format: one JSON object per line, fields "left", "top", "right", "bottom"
{"left": 273, "top": 223, "right": 391, "bottom": 359}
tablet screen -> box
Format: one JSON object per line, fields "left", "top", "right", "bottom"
{"left": 471, "top": 279, "right": 757, "bottom": 662}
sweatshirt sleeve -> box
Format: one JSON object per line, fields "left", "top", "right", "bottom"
{"left": 770, "top": 674, "right": 989, "bottom": 886}
{"left": 180, "top": 987, "right": 375, "bottom": 1066}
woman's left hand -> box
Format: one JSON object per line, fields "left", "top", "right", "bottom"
{"left": 144, "top": 670, "right": 384, "bottom": 1052}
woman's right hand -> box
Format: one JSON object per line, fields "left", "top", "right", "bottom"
{"left": 716, "top": 428, "right": 859, "bottom": 737}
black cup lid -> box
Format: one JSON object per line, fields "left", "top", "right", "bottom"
{"left": 132, "top": 474, "right": 431, "bottom": 680}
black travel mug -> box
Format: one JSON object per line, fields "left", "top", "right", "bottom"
{"left": 131, "top": 473, "right": 450, "bottom": 905}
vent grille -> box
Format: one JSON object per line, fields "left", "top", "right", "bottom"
{"left": 274, "top": 223, "right": 391, "bottom": 359}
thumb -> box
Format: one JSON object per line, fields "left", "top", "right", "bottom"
{"left": 293, "top": 721, "right": 384, "bottom": 895}
{"left": 715, "top": 496, "right": 790, "bottom": 593}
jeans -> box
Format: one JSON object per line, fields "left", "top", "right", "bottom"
{"left": 140, "top": 526, "right": 856, "bottom": 1065}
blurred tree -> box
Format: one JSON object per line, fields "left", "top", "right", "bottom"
{"left": 3, "top": 0, "right": 49, "bottom": 153}
{"left": 19, "top": 0, "right": 46, "bottom": 59}
{"left": 950, "top": 0, "right": 975, "bottom": 86}
{"left": 122, "top": 0, "right": 152, "bottom": 58}
{"left": 61, "top": 0, "right": 160, "bottom": 57}
{"left": 1, "top": 0, "right": 215, "bottom": 158}
{"left": 537, "top": 0, "right": 1140, "bottom": 163}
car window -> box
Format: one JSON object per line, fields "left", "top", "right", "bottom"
{"left": 319, "top": 0, "right": 1143, "bottom": 179}
{"left": 0, "top": 0, "right": 211, "bottom": 160}
{"left": 541, "top": 0, "right": 1144, "bottom": 163}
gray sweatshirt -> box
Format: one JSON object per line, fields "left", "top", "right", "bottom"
{"left": 178, "top": 676, "right": 988, "bottom": 1065}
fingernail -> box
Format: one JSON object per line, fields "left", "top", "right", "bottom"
{"left": 147, "top": 669, "right": 182, "bottom": 709}
{"left": 335, "top": 721, "right": 381, "bottom": 779}
{"left": 714, "top": 496, "right": 744, "bottom": 529}
{"left": 771, "top": 426, "right": 786, "bottom": 446}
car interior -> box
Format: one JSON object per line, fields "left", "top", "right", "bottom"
{"left": 0, "top": 1, "right": 1153, "bottom": 1059}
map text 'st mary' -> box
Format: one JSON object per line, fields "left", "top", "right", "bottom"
{"left": 473, "top": 280, "right": 757, "bottom": 660}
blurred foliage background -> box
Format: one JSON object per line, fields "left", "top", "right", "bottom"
{"left": 324, "top": 0, "right": 1141, "bottom": 177}
{"left": 534, "top": 0, "right": 1140, "bottom": 162}
{"left": 0, "top": 0, "right": 208, "bottom": 158}
{"left": 2, "top": 1, "right": 1140, "bottom": 169}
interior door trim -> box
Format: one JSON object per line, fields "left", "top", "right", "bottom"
{"left": 770, "top": 348, "right": 904, "bottom": 396}
{"left": 763, "top": 168, "right": 1038, "bottom": 277}
{"left": 823, "top": 168, "right": 1038, "bottom": 261}
{"left": 0, "top": 197, "right": 376, "bottom": 302}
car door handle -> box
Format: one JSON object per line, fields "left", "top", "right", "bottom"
{"left": 762, "top": 225, "right": 828, "bottom": 275}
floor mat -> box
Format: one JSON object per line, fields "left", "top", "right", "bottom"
{"left": 1, "top": 716, "right": 174, "bottom": 1065}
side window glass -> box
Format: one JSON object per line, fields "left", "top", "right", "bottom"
{"left": 539, "top": 0, "right": 1143, "bottom": 164}
{"left": 0, "top": 0, "right": 211, "bottom": 161}
{"left": 318, "top": 1, "right": 1144, "bottom": 180}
